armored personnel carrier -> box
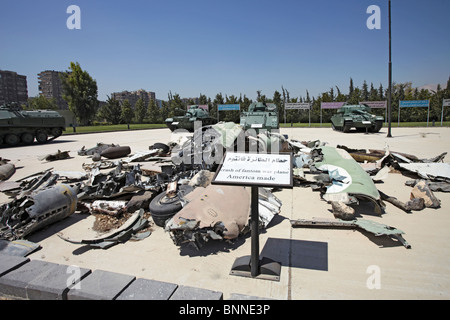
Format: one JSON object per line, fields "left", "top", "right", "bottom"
{"left": 239, "top": 102, "right": 279, "bottom": 132}
{"left": 0, "top": 105, "right": 66, "bottom": 146}
{"left": 165, "top": 105, "right": 217, "bottom": 132}
{"left": 331, "top": 104, "right": 384, "bottom": 133}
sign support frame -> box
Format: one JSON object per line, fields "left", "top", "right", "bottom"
{"left": 212, "top": 151, "right": 293, "bottom": 281}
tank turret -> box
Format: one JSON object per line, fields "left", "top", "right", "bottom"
{"left": 165, "top": 105, "right": 217, "bottom": 132}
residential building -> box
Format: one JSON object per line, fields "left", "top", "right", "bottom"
{"left": 111, "top": 89, "right": 156, "bottom": 108}
{"left": 38, "top": 70, "right": 68, "bottom": 110}
{"left": 0, "top": 70, "right": 28, "bottom": 105}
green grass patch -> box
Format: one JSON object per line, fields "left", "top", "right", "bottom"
{"left": 279, "top": 122, "right": 450, "bottom": 128}
{"left": 63, "top": 121, "right": 450, "bottom": 135}
{"left": 63, "top": 123, "right": 167, "bottom": 134}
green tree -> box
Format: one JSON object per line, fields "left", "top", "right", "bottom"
{"left": 121, "top": 99, "right": 134, "bottom": 129}
{"left": 26, "top": 95, "right": 58, "bottom": 110}
{"left": 61, "top": 62, "right": 99, "bottom": 126}
{"left": 98, "top": 96, "right": 122, "bottom": 124}
{"left": 147, "top": 99, "right": 160, "bottom": 124}
{"left": 134, "top": 98, "right": 146, "bottom": 123}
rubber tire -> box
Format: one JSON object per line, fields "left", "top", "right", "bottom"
{"left": 5, "top": 134, "right": 20, "bottom": 146}
{"left": 343, "top": 124, "right": 351, "bottom": 133}
{"left": 149, "top": 185, "right": 194, "bottom": 227}
{"left": 36, "top": 131, "right": 48, "bottom": 143}
{"left": 51, "top": 127, "right": 63, "bottom": 137}
{"left": 21, "top": 133, "right": 34, "bottom": 144}
{"left": 150, "top": 142, "right": 170, "bottom": 153}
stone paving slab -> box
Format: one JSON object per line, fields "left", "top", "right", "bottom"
{"left": 116, "top": 278, "right": 178, "bottom": 300}
{"left": 0, "top": 254, "right": 30, "bottom": 277}
{"left": 27, "top": 264, "right": 91, "bottom": 300}
{"left": 169, "top": 285, "right": 223, "bottom": 300}
{"left": 67, "top": 269, "right": 135, "bottom": 300}
{"left": 0, "top": 260, "right": 59, "bottom": 299}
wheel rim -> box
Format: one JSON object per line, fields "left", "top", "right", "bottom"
{"left": 5, "top": 134, "right": 19, "bottom": 145}
{"left": 22, "top": 133, "right": 34, "bottom": 144}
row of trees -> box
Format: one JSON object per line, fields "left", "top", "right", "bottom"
{"left": 44, "top": 62, "right": 450, "bottom": 126}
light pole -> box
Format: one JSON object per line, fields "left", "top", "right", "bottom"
{"left": 387, "top": 0, "right": 393, "bottom": 137}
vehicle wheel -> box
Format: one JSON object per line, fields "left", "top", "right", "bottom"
{"left": 150, "top": 142, "right": 170, "bottom": 153}
{"left": 21, "top": 133, "right": 34, "bottom": 144}
{"left": 5, "top": 134, "right": 20, "bottom": 146}
{"left": 343, "top": 124, "right": 351, "bottom": 133}
{"left": 331, "top": 123, "right": 336, "bottom": 131}
{"left": 51, "top": 128, "right": 63, "bottom": 137}
{"left": 36, "top": 131, "right": 48, "bottom": 143}
{"left": 149, "top": 185, "right": 194, "bottom": 227}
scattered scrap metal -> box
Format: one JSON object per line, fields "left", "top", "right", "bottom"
{"left": 1, "top": 123, "right": 449, "bottom": 256}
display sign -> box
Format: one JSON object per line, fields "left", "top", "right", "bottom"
{"left": 399, "top": 100, "right": 430, "bottom": 108}
{"left": 359, "top": 101, "right": 387, "bottom": 109}
{"left": 189, "top": 104, "right": 209, "bottom": 111}
{"left": 443, "top": 99, "right": 450, "bottom": 107}
{"left": 321, "top": 102, "right": 346, "bottom": 109}
{"left": 212, "top": 152, "right": 293, "bottom": 188}
{"left": 285, "top": 103, "right": 311, "bottom": 110}
{"left": 218, "top": 104, "right": 240, "bottom": 111}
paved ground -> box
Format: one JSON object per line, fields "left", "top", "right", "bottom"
{"left": 1, "top": 126, "right": 450, "bottom": 300}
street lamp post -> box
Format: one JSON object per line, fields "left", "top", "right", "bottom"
{"left": 387, "top": 0, "right": 393, "bottom": 138}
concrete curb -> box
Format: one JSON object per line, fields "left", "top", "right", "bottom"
{"left": 0, "top": 254, "right": 223, "bottom": 300}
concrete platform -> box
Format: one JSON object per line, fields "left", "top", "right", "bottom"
{"left": 1, "top": 127, "right": 450, "bottom": 300}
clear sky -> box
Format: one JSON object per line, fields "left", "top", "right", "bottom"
{"left": 1, "top": 0, "right": 449, "bottom": 102}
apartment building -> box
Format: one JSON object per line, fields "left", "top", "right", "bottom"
{"left": 111, "top": 89, "right": 156, "bottom": 108}
{"left": 38, "top": 70, "right": 69, "bottom": 110}
{"left": 0, "top": 70, "right": 28, "bottom": 105}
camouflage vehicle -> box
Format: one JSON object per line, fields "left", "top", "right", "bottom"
{"left": 331, "top": 104, "right": 384, "bottom": 133}
{"left": 0, "top": 105, "right": 66, "bottom": 146}
{"left": 239, "top": 102, "right": 279, "bottom": 132}
{"left": 165, "top": 105, "right": 217, "bottom": 132}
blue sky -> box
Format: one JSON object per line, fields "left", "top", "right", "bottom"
{"left": 1, "top": 0, "right": 449, "bottom": 101}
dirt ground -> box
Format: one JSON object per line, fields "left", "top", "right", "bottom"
{"left": 1, "top": 126, "right": 450, "bottom": 300}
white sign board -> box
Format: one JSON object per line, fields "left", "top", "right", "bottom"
{"left": 444, "top": 99, "right": 450, "bottom": 107}
{"left": 285, "top": 103, "right": 311, "bottom": 110}
{"left": 212, "top": 152, "right": 293, "bottom": 188}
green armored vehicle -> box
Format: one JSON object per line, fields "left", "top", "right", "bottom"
{"left": 0, "top": 105, "right": 66, "bottom": 146}
{"left": 165, "top": 105, "right": 217, "bottom": 132}
{"left": 331, "top": 104, "right": 384, "bottom": 133}
{"left": 239, "top": 102, "right": 279, "bottom": 132}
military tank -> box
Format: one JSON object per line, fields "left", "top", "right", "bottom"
{"left": 0, "top": 105, "right": 66, "bottom": 146}
{"left": 239, "top": 102, "right": 279, "bottom": 132}
{"left": 330, "top": 104, "right": 384, "bottom": 133}
{"left": 165, "top": 105, "right": 217, "bottom": 132}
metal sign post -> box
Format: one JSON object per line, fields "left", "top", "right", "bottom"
{"left": 217, "top": 104, "right": 240, "bottom": 123}
{"left": 399, "top": 100, "right": 430, "bottom": 126}
{"left": 442, "top": 99, "right": 450, "bottom": 126}
{"left": 212, "top": 152, "right": 293, "bottom": 281}
{"left": 285, "top": 103, "right": 312, "bottom": 127}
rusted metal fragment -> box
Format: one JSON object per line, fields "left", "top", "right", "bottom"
{"left": 410, "top": 180, "right": 441, "bottom": 208}
{"left": 1, "top": 184, "right": 78, "bottom": 240}
{"left": 101, "top": 146, "right": 131, "bottom": 159}
{"left": 38, "top": 150, "right": 71, "bottom": 162}
{"left": 330, "top": 201, "right": 355, "bottom": 220}
{"left": 58, "top": 209, "right": 150, "bottom": 249}
{"left": 291, "top": 218, "right": 411, "bottom": 249}
{"left": 0, "top": 163, "right": 15, "bottom": 180}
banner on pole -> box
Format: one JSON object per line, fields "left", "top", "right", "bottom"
{"left": 321, "top": 102, "right": 346, "bottom": 109}
{"left": 399, "top": 100, "right": 430, "bottom": 108}
{"left": 285, "top": 103, "right": 311, "bottom": 110}
{"left": 218, "top": 104, "right": 240, "bottom": 111}
{"left": 359, "top": 101, "right": 387, "bottom": 109}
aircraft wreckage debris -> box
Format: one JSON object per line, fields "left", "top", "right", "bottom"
{"left": 0, "top": 123, "right": 448, "bottom": 258}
